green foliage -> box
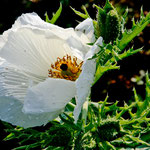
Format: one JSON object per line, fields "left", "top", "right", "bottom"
{"left": 97, "top": 118, "right": 120, "bottom": 141}
{"left": 45, "top": 3, "right": 62, "bottom": 24}
{"left": 71, "top": 0, "right": 149, "bottom": 86}
{"left": 71, "top": 5, "right": 90, "bottom": 19}
{"left": 3, "top": 122, "right": 73, "bottom": 150}
{"left": 92, "top": 42, "right": 142, "bottom": 84}
{"left": 89, "top": 75, "right": 150, "bottom": 149}
{"left": 105, "top": 10, "right": 121, "bottom": 43}
{"left": 95, "top": 0, "right": 121, "bottom": 43}
{"left": 117, "top": 8, "right": 150, "bottom": 50}
{"left": 72, "top": 0, "right": 150, "bottom": 51}
{"left": 3, "top": 74, "right": 150, "bottom": 149}
{"left": 1, "top": 1, "right": 150, "bottom": 150}
{"left": 45, "top": 126, "right": 72, "bottom": 147}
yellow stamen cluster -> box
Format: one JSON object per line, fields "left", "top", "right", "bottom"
{"left": 48, "top": 55, "right": 83, "bottom": 81}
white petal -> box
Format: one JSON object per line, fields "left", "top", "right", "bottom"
{"left": 0, "top": 13, "right": 63, "bottom": 50}
{"left": 0, "top": 27, "right": 73, "bottom": 77}
{"left": 74, "top": 37, "right": 103, "bottom": 122}
{"left": 66, "top": 36, "right": 90, "bottom": 60}
{"left": 0, "top": 13, "right": 91, "bottom": 67}
{"left": 13, "top": 13, "right": 92, "bottom": 48}
{"left": 49, "top": 27, "right": 91, "bottom": 60}
{"left": 23, "top": 78, "right": 76, "bottom": 114}
{"left": 13, "top": 12, "right": 62, "bottom": 30}
{"left": 0, "top": 96, "right": 61, "bottom": 128}
{"left": 0, "top": 60, "right": 31, "bottom": 101}
{"left": 75, "top": 18, "right": 95, "bottom": 43}
{"left": 85, "top": 37, "right": 103, "bottom": 59}
{"left": 0, "top": 36, "right": 6, "bottom": 49}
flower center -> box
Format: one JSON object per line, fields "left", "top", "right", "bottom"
{"left": 60, "top": 64, "right": 68, "bottom": 71}
{"left": 48, "top": 55, "right": 83, "bottom": 81}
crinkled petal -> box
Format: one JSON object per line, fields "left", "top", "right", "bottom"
{"left": 13, "top": 12, "right": 62, "bottom": 30}
{"left": 23, "top": 78, "right": 76, "bottom": 114}
{"left": 74, "top": 37, "right": 103, "bottom": 122}
{"left": 0, "top": 12, "right": 61, "bottom": 50}
{"left": 0, "top": 96, "right": 61, "bottom": 128}
{"left": 49, "top": 28, "right": 91, "bottom": 60}
{"left": 0, "top": 35, "right": 6, "bottom": 49}
{"left": 75, "top": 18, "right": 95, "bottom": 43}
{"left": 0, "top": 59, "right": 56, "bottom": 128}
{"left": 66, "top": 35, "right": 90, "bottom": 60}
{"left": 0, "top": 27, "right": 74, "bottom": 77}
{"left": 0, "top": 13, "right": 92, "bottom": 64}
{"left": 0, "top": 72, "right": 76, "bottom": 128}
{"left": 0, "top": 59, "right": 32, "bottom": 102}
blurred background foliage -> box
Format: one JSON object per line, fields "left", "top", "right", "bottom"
{"left": 0, "top": 0, "right": 149, "bottom": 149}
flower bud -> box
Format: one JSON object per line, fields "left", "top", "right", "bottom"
{"left": 48, "top": 126, "right": 72, "bottom": 147}
{"left": 96, "top": 7, "right": 106, "bottom": 39}
{"left": 105, "top": 10, "right": 121, "bottom": 43}
{"left": 97, "top": 119, "right": 120, "bottom": 141}
{"left": 96, "top": 0, "right": 121, "bottom": 43}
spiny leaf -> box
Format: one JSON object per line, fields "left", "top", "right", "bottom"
{"left": 126, "top": 135, "right": 150, "bottom": 147}
{"left": 105, "top": 141, "right": 116, "bottom": 150}
{"left": 116, "top": 102, "right": 136, "bottom": 119}
{"left": 81, "top": 5, "right": 90, "bottom": 18}
{"left": 45, "top": 3, "right": 62, "bottom": 24}
{"left": 146, "top": 72, "right": 150, "bottom": 100}
{"left": 71, "top": 6, "right": 90, "bottom": 19}
{"left": 59, "top": 114, "right": 80, "bottom": 130}
{"left": 13, "top": 142, "right": 40, "bottom": 150}
{"left": 105, "top": 47, "right": 142, "bottom": 66}
{"left": 117, "top": 11, "right": 150, "bottom": 50}
{"left": 94, "top": 63, "right": 120, "bottom": 85}
{"left": 133, "top": 88, "right": 141, "bottom": 116}
{"left": 103, "top": 0, "right": 115, "bottom": 13}
{"left": 122, "top": 7, "right": 129, "bottom": 24}
{"left": 100, "top": 95, "right": 109, "bottom": 119}
{"left": 3, "top": 133, "right": 15, "bottom": 141}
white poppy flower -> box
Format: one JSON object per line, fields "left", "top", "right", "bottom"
{"left": 0, "top": 12, "right": 102, "bottom": 128}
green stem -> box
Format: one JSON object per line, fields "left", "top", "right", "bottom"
{"left": 66, "top": 102, "right": 75, "bottom": 111}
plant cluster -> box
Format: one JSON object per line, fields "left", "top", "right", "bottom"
{"left": 1, "top": 0, "right": 150, "bottom": 149}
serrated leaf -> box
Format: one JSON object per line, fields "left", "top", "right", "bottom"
{"left": 100, "top": 95, "right": 109, "bottom": 118}
{"left": 71, "top": 6, "right": 90, "bottom": 19}
{"left": 103, "top": 0, "right": 115, "bottom": 13}
{"left": 59, "top": 114, "right": 80, "bottom": 130}
{"left": 140, "top": 7, "right": 145, "bottom": 19}
{"left": 117, "top": 11, "right": 150, "bottom": 50}
{"left": 105, "top": 141, "right": 116, "bottom": 150}
{"left": 3, "top": 133, "right": 15, "bottom": 141}
{"left": 13, "top": 142, "right": 40, "bottom": 150}
{"left": 94, "top": 63, "right": 120, "bottom": 85}
{"left": 104, "top": 101, "right": 119, "bottom": 113}
{"left": 45, "top": 3, "right": 62, "bottom": 24}
{"left": 145, "top": 72, "right": 150, "bottom": 100}
{"left": 105, "top": 47, "right": 142, "bottom": 65}
{"left": 122, "top": 7, "right": 129, "bottom": 22}
{"left": 81, "top": 5, "right": 90, "bottom": 18}
{"left": 126, "top": 135, "right": 150, "bottom": 147}
{"left": 133, "top": 88, "right": 141, "bottom": 116}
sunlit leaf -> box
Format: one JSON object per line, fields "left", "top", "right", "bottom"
{"left": 45, "top": 3, "right": 62, "bottom": 24}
